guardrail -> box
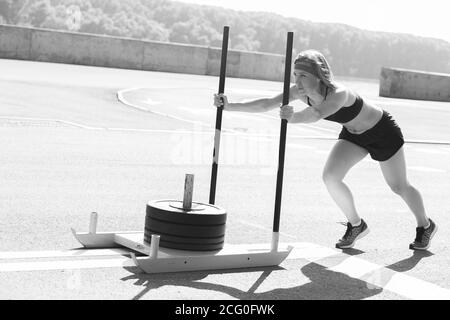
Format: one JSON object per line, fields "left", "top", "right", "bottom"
{"left": 0, "top": 24, "right": 284, "bottom": 81}
{"left": 380, "top": 67, "right": 450, "bottom": 102}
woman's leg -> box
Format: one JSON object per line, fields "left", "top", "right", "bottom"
{"left": 322, "top": 140, "right": 369, "bottom": 225}
{"left": 379, "top": 147, "right": 429, "bottom": 227}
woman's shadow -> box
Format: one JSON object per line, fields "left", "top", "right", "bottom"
{"left": 120, "top": 249, "right": 433, "bottom": 300}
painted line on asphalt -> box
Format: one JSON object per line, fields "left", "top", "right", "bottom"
{"left": 117, "top": 88, "right": 208, "bottom": 127}
{"left": 408, "top": 166, "right": 446, "bottom": 173}
{"left": 0, "top": 257, "right": 135, "bottom": 272}
{"left": 2, "top": 115, "right": 450, "bottom": 146}
{"left": 0, "top": 115, "right": 335, "bottom": 140}
{"left": 117, "top": 89, "right": 450, "bottom": 145}
{"left": 325, "top": 252, "right": 450, "bottom": 300}
{"left": 290, "top": 243, "right": 450, "bottom": 300}
{"left": 0, "top": 116, "right": 95, "bottom": 129}
{"left": 408, "top": 147, "right": 450, "bottom": 155}
{"left": 0, "top": 248, "right": 132, "bottom": 260}
{"left": 0, "top": 242, "right": 449, "bottom": 299}
{"left": 118, "top": 88, "right": 336, "bottom": 137}
{"left": 236, "top": 220, "right": 450, "bottom": 300}
{"left": 119, "top": 87, "right": 338, "bottom": 136}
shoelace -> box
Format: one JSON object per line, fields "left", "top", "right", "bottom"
{"left": 414, "top": 227, "right": 425, "bottom": 242}
{"left": 338, "top": 222, "right": 354, "bottom": 240}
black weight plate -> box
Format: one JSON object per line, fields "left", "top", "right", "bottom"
{"left": 145, "top": 217, "right": 226, "bottom": 238}
{"left": 145, "top": 237, "right": 224, "bottom": 251}
{"left": 147, "top": 200, "right": 227, "bottom": 225}
{"left": 144, "top": 235, "right": 225, "bottom": 247}
{"left": 144, "top": 227, "right": 225, "bottom": 244}
{"left": 159, "top": 240, "right": 223, "bottom": 251}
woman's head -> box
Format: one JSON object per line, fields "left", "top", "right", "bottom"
{"left": 293, "top": 50, "right": 337, "bottom": 92}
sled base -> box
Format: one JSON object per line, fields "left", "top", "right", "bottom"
{"left": 131, "top": 244, "right": 293, "bottom": 274}
{"left": 72, "top": 229, "right": 292, "bottom": 274}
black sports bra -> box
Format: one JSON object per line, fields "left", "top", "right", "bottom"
{"left": 307, "top": 89, "right": 363, "bottom": 124}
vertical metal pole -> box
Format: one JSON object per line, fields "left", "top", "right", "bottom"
{"left": 273, "top": 32, "right": 293, "bottom": 237}
{"left": 182, "top": 173, "right": 194, "bottom": 211}
{"left": 89, "top": 212, "right": 98, "bottom": 234}
{"left": 209, "top": 26, "right": 229, "bottom": 205}
{"left": 150, "top": 234, "right": 160, "bottom": 259}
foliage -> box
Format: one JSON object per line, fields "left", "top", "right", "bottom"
{"left": 1, "top": 0, "right": 449, "bottom": 78}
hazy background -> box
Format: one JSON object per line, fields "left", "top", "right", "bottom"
{"left": 1, "top": 0, "right": 449, "bottom": 79}
{"left": 177, "top": 0, "right": 450, "bottom": 43}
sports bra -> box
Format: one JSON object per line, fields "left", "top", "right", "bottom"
{"left": 307, "top": 88, "right": 363, "bottom": 124}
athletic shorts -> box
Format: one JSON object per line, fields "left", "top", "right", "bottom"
{"left": 338, "top": 110, "right": 404, "bottom": 161}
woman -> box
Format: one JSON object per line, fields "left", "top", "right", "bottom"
{"left": 213, "top": 49, "right": 437, "bottom": 250}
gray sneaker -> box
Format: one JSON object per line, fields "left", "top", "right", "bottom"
{"left": 336, "top": 219, "right": 370, "bottom": 249}
{"left": 409, "top": 219, "right": 437, "bottom": 251}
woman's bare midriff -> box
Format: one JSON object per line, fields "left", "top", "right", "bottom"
{"left": 342, "top": 101, "right": 383, "bottom": 134}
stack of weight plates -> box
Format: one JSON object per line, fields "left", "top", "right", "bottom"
{"left": 144, "top": 200, "right": 227, "bottom": 251}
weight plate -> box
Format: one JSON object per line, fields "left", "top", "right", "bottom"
{"left": 159, "top": 240, "right": 224, "bottom": 251}
{"left": 144, "top": 235, "right": 224, "bottom": 251}
{"left": 144, "top": 227, "right": 225, "bottom": 244}
{"left": 144, "top": 216, "right": 226, "bottom": 238}
{"left": 168, "top": 202, "right": 205, "bottom": 211}
{"left": 146, "top": 199, "right": 227, "bottom": 225}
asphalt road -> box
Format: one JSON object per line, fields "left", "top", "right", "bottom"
{"left": 0, "top": 59, "right": 449, "bottom": 301}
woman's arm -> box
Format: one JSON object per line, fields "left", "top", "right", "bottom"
{"left": 214, "top": 85, "right": 301, "bottom": 113}
{"left": 289, "top": 107, "right": 322, "bottom": 123}
{"left": 226, "top": 96, "right": 281, "bottom": 113}
{"left": 281, "top": 88, "right": 348, "bottom": 123}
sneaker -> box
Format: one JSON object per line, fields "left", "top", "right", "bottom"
{"left": 409, "top": 219, "right": 437, "bottom": 251}
{"left": 336, "top": 219, "right": 370, "bottom": 249}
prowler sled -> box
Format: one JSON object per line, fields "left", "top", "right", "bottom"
{"left": 72, "top": 27, "right": 295, "bottom": 273}
{"left": 72, "top": 211, "right": 292, "bottom": 274}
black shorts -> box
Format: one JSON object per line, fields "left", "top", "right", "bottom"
{"left": 338, "top": 110, "right": 404, "bottom": 161}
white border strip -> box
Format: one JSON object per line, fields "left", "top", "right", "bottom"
{"left": 2, "top": 114, "right": 450, "bottom": 145}
{"left": 0, "top": 242, "right": 449, "bottom": 299}
{"left": 0, "top": 248, "right": 132, "bottom": 260}
{"left": 0, "top": 257, "right": 134, "bottom": 272}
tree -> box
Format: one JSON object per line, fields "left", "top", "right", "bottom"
{"left": 1, "top": 0, "right": 449, "bottom": 77}
{"left": 0, "top": 0, "right": 29, "bottom": 24}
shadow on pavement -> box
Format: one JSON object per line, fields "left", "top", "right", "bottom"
{"left": 121, "top": 258, "right": 383, "bottom": 300}
{"left": 121, "top": 248, "right": 435, "bottom": 300}
{"left": 386, "top": 250, "right": 434, "bottom": 272}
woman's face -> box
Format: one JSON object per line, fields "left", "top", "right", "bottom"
{"left": 293, "top": 70, "right": 320, "bottom": 94}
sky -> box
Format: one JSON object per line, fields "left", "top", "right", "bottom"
{"left": 176, "top": 0, "right": 450, "bottom": 43}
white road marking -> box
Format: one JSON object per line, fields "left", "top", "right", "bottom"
{"left": 0, "top": 257, "right": 134, "bottom": 272}
{"left": 287, "top": 143, "right": 315, "bottom": 150}
{"left": 141, "top": 98, "right": 162, "bottom": 106}
{"left": 0, "top": 248, "right": 132, "bottom": 260}
{"left": 329, "top": 256, "right": 383, "bottom": 278}
{"left": 384, "top": 273, "right": 450, "bottom": 300}
{"left": 119, "top": 87, "right": 339, "bottom": 136}
{"left": 410, "top": 147, "right": 450, "bottom": 155}
{"left": 289, "top": 243, "right": 450, "bottom": 300}
{"left": 0, "top": 116, "right": 334, "bottom": 140}
{"left": 235, "top": 219, "right": 450, "bottom": 299}
{"left": 1, "top": 115, "right": 449, "bottom": 149}
{"left": 408, "top": 166, "right": 446, "bottom": 173}
{"left": 0, "top": 116, "right": 95, "bottom": 129}
{"left": 0, "top": 116, "right": 210, "bottom": 134}
{"left": 0, "top": 242, "right": 449, "bottom": 299}
{"left": 177, "top": 106, "right": 214, "bottom": 115}
{"left": 372, "top": 98, "right": 449, "bottom": 112}
{"left": 117, "top": 90, "right": 208, "bottom": 127}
